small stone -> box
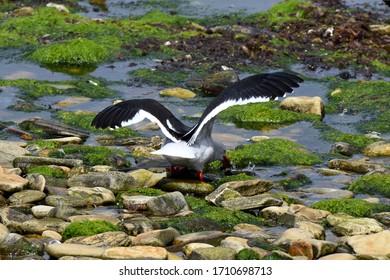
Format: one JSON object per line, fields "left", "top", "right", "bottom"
{"left": 21, "top": 218, "right": 70, "bottom": 234}
{"left": 330, "top": 142, "right": 355, "bottom": 157}
{"left": 344, "top": 230, "right": 390, "bottom": 255}
{"left": 147, "top": 191, "right": 190, "bottom": 216}
{"left": 8, "top": 190, "right": 46, "bottom": 205}
{"left": 160, "top": 87, "right": 196, "bottom": 99}
{"left": 46, "top": 243, "right": 105, "bottom": 259}
{"left": 364, "top": 141, "right": 390, "bottom": 157}
{"left": 26, "top": 174, "right": 46, "bottom": 192}
{"left": 102, "top": 246, "right": 167, "bottom": 260}
{"left": 159, "top": 179, "right": 214, "bottom": 195}
{"left": 173, "top": 231, "right": 227, "bottom": 246}
{"left": 128, "top": 169, "right": 166, "bottom": 188}
{"left": 220, "top": 193, "right": 283, "bottom": 211}
{"left": 273, "top": 228, "right": 316, "bottom": 248}
{"left": 327, "top": 158, "right": 385, "bottom": 174}
{"left": 132, "top": 227, "right": 179, "bottom": 246}
{"left": 279, "top": 96, "right": 324, "bottom": 118}
{"left": 65, "top": 231, "right": 132, "bottom": 247}
{"left": 48, "top": 204, "right": 83, "bottom": 221}
{"left": 31, "top": 205, "right": 55, "bottom": 219}
{"left": 0, "top": 172, "right": 29, "bottom": 193}
{"left": 189, "top": 246, "right": 236, "bottom": 260}
{"left": 183, "top": 243, "right": 214, "bottom": 258}
{"left": 42, "top": 230, "right": 62, "bottom": 241}
{"left": 67, "top": 186, "right": 116, "bottom": 205}
{"left": 220, "top": 236, "right": 249, "bottom": 253}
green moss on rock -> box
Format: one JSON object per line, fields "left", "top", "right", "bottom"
{"left": 211, "top": 173, "right": 256, "bottom": 188}
{"left": 62, "top": 220, "right": 122, "bottom": 241}
{"left": 30, "top": 38, "right": 109, "bottom": 66}
{"left": 27, "top": 165, "right": 66, "bottom": 179}
{"left": 311, "top": 198, "right": 390, "bottom": 217}
{"left": 348, "top": 174, "right": 390, "bottom": 198}
{"left": 49, "top": 144, "right": 129, "bottom": 167}
{"left": 236, "top": 248, "right": 260, "bottom": 260}
{"left": 227, "top": 138, "right": 322, "bottom": 168}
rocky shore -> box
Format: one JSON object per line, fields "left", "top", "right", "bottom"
{"left": 1, "top": 137, "right": 390, "bottom": 260}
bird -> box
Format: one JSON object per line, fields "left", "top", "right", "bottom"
{"left": 91, "top": 71, "right": 303, "bottom": 180}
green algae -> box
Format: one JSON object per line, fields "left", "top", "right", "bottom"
{"left": 129, "top": 68, "right": 191, "bottom": 87}
{"left": 326, "top": 80, "right": 390, "bottom": 134}
{"left": 62, "top": 220, "right": 122, "bottom": 241}
{"left": 211, "top": 173, "right": 256, "bottom": 188}
{"left": 278, "top": 173, "right": 312, "bottom": 190}
{"left": 236, "top": 248, "right": 260, "bottom": 260}
{"left": 30, "top": 38, "right": 110, "bottom": 66}
{"left": 226, "top": 138, "right": 323, "bottom": 168}
{"left": 218, "top": 102, "right": 320, "bottom": 130}
{"left": 27, "top": 165, "right": 66, "bottom": 179}
{"left": 55, "top": 111, "right": 140, "bottom": 138}
{"left": 311, "top": 198, "right": 390, "bottom": 217}
{"left": 49, "top": 144, "right": 129, "bottom": 167}
{"left": 348, "top": 174, "right": 390, "bottom": 199}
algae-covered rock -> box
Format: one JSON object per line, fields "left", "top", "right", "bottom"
{"left": 311, "top": 198, "right": 390, "bottom": 217}
{"left": 31, "top": 38, "right": 109, "bottom": 66}
{"left": 62, "top": 220, "right": 122, "bottom": 241}
{"left": 348, "top": 174, "right": 390, "bottom": 198}
{"left": 160, "top": 87, "right": 196, "bottom": 99}
{"left": 327, "top": 158, "right": 384, "bottom": 174}
{"left": 158, "top": 179, "right": 214, "bottom": 195}
{"left": 147, "top": 191, "right": 190, "bottom": 216}
{"left": 227, "top": 138, "right": 322, "bottom": 168}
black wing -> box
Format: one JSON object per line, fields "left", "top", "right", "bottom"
{"left": 91, "top": 99, "right": 190, "bottom": 142}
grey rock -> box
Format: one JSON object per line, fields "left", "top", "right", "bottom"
{"left": 330, "top": 142, "right": 355, "bottom": 157}
{"left": 67, "top": 186, "right": 116, "bottom": 205}
{"left": 21, "top": 218, "right": 70, "bottom": 234}
{"left": 147, "top": 191, "right": 190, "bottom": 216}
{"left": 132, "top": 227, "right": 179, "bottom": 246}
{"left": 220, "top": 193, "right": 283, "bottom": 211}
{"left": 121, "top": 216, "right": 160, "bottom": 236}
{"left": 45, "top": 195, "right": 88, "bottom": 208}
{"left": 67, "top": 171, "right": 135, "bottom": 193}
{"left": 0, "top": 207, "right": 30, "bottom": 233}
{"left": 48, "top": 204, "right": 83, "bottom": 221}
{"left": 189, "top": 246, "right": 236, "bottom": 260}
{"left": 8, "top": 190, "right": 46, "bottom": 205}
{"left": 0, "top": 140, "right": 30, "bottom": 168}
{"left": 65, "top": 231, "right": 132, "bottom": 247}
{"left": 0, "top": 223, "right": 10, "bottom": 244}
{"left": 26, "top": 174, "right": 46, "bottom": 192}
{"left": 13, "top": 156, "right": 83, "bottom": 173}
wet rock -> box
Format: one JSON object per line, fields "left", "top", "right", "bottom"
{"left": 189, "top": 246, "right": 236, "bottom": 260}
{"left": 0, "top": 172, "right": 29, "bottom": 192}
{"left": 13, "top": 156, "right": 83, "bottom": 173}
{"left": 216, "top": 179, "right": 273, "bottom": 197}
{"left": 173, "top": 231, "right": 228, "bottom": 247}
{"left": 183, "top": 243, "right": 214, "bottom": 258}
{"left": 68, "top": 215, "right": 120, "bottom": 225}
{"left": 220, "top": 193, "right": 283, "bottom": 211}
{"left": 132, "top": 227, "right": 179, "bottom": 246}
{"left": 31, "top": 205, "right": 55, "bottom": 219}
{"left": 0, "top": 233, "right": 39, "bottom": 258}
{"left": 159, "top": 178, "right": 214, "bottom": 195}
{"left": 42, "top": 136, "right": 83, "bottom": 145}
{"left": 317, "top": 168, "right": 348, "bottom": 176}
{"left": 48, "top": 204, "right": 83, "bottom": 221}
{"left": 120, "top": 216, "right": 160, "bottom": 235}
{"left": 128, "top": 169, "right": 166, "bottom": 188}
{"left": 102, "top": 246, "right": 167, "bottom": 260}
{"left": 288, "top": 239, "right": 338, "bottom": 260}
{"left": 46, "top": 243, "right": 105, "bottom": 259}
{"left": 122, "top": 195, "right": 152, "bottom": 211}
{"left": 327, "top": 158, "right": 385, "bottom": 174}
{"left": 294, "top": 221, "right": 325, "bottom": 240}
{"left": 318, "top": 253, "right": 357, "bottom": 260}
{"left": 8, "top": 190, "right": 46, "bottom": 205}
{"left": 160, "top": 87, "right": 196, "bottom": 99}
{"left": 205, "top": 187, "right": 241, "bottom": 206}
{"left": 67, "top": 186, "right": 116, "bottom": 205}
{"left": 343, "top": 230, "right": 390, "bottom": 256}
{"left": 146, "top": 191, "right": 190, "bottom": 216}
{"left": 0, "top": 140, "right": 30, "bottom": 168}
{"left": 45, "top": 195, "right": 88, "bottom": 208}
{"left": 250, "top": 135, "right": 270, "bottom": 142}
{"left": 371, "top": 212, "right": 390, "bottom": 226}
{"left": 327, "top": 213, "right": 384, "bottom": 236}
{"left": 65, "top": 231, "right": 132, "bottom": 247}
{"left": 364, "top": 141, "right": 390, "bottom": 157}
{"left": 19, "top": 117, "right": 88, "bottom": 139}
{"left": 21, "top": 218, "right": 70, "bottom": 234}
{"left": 0, "top": 223, "right": 10, "bottom": 244}
{"left": 260, "top": 206, "right": 289, "bottom": 222}
{"left": 300, "top": 187, "right": 354, "bottom": 200}
{"left": 46, "top": 3, "right": 70, "bottom": 13}
{"left": 220, "top": 236, "right": 249, "bottom": 253}
{"left": 0, "top": 207, "right": 30, "bottom": 233}
{"left": 55, "top": 96, "right": 92, "bottom": 107}
{"left": 273, "top": 228, "right": 316, "bottom": 248}
{"left": 279, "top": 96, "right": 324, "bottom": 119}
{"left": 42, "top": 230, "right": 62, "bottom": 241}
{"left": 26, "top": 174, "right": 46, "bottom": 192}
{"left": 330, "top": 142, "right": 355, "bottom": 157}
{"left": 279, "top": 204, "right": 331, "bottom": 226}
{"left": 67, "top": 171, "right": 135, "bottom": 193}
{"left": 186, "top": 70, "right": 239, "bottom": 95}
